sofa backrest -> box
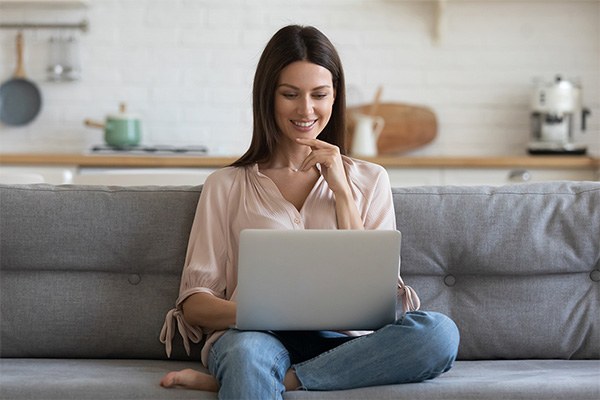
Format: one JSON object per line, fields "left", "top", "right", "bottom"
{"left": 1, "top": 182, "right": 599, "bottom": 361}
{"left": 0, "top": 184, "right": 203, "bottom": 360}
{"left": 393, "top": 182, "right": 600, "bottom": 360}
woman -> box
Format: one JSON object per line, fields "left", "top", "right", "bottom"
{"left": 160, "top": 25, "right": 459, "bottom": 399}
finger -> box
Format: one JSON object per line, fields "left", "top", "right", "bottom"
{"left": 298, "top": 152, "right": 318, "bottom": 171}
{"left": 299, "top": 151, "right": 327, "bottom": 172}
{"left": 295, "top": 137, "right": 335, "bottom": 150}
{"left": 299, "top": 149, "right": 336, "bottom": 171}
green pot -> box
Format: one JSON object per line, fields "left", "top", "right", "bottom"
{"left": 104, "top": 116, "right": 141, "bottom": 147}
{"left": 84, "top": 103, "right": 142, "bottom": 148}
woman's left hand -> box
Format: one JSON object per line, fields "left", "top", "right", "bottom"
{"left": 296, "top": 138, "right": 350, "bottom": 195}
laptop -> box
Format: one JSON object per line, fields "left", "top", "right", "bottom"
{"left": 235, "top": 229, "right": 401, "bottom": 331}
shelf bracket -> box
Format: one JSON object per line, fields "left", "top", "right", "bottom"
{"left": 433, "top": 0, "right": 447, "bottom": 45}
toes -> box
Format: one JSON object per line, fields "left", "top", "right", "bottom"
{"left": 160, "top": 369, "right": 219, "bottom": 392}
{"left": 160, "top": 371, "right": 178, "bottom": 388}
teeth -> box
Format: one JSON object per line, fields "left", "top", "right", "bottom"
{"left": 293, "top": 120, "right": 316, "bottom": 127}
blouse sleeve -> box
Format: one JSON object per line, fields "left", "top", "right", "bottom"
{"left": 160, "top": 170, "right": 232, "bottom": 357}
{"left": 357, "top": 163, "right": 421, "bottom": 312}
{"left": 177, "top": 172, "right": 230, "bottom": 304}
{"left": 363, "top": 166, "right": 396, "bottom": 231}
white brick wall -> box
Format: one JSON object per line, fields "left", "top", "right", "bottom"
{"left": 0, "top": 0, "right": 598, "bottom": 156}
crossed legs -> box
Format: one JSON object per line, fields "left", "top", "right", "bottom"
{"left": 160, "top": 311, "right": 459, "bottom": 397}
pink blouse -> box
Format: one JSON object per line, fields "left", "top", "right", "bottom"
{"left": 160, "top": 156, "right": 414, "bottom": 366}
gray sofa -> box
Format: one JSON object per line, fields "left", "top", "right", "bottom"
{"left": 1, "top": 181, "right": 599, "bottom": 400}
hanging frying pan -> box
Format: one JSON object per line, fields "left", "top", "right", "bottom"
{"left": 0, "top": 32, "right": 42, "bottom": 126}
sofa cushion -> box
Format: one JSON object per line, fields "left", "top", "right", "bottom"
{"left": 0, "top": 359, "right": 209, "bottom": 400}
{"left": 0, "top": 185, "right": 200, "bottom": 275}
{"left": 1, "top": 182, "right": 599, "bottom": 362}
{"left": 1, "top": 359, "right": 598, "bottom": 400}
{"left": 0, "top": 185, "right": 203, "bottom": 360}
{"left": 392, "top": 182, "right": 600, "bottom": 360}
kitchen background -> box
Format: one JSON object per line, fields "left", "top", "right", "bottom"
{"left": 0, "top": 0, "right": 599, "bottom": 156}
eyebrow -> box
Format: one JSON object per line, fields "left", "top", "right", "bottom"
{"left": 277, "top": 84, "right": 332, "bottom": 91}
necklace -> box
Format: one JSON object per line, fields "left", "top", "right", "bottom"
{"left": 289, "top": 163, "right": 320, "bottom": 173}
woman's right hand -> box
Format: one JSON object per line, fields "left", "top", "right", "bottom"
{"left": 296, "top": 137, "right": 350, "bottom": 196}
{"left": 296, "top": 137, "right": 364, "bottom": 229}
{"left": 182, "top": 292, "right": 237, "bottom": 331}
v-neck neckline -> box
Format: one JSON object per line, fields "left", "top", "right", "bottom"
{"left": 253, "top": 163, "right": 324, "bottom": 213}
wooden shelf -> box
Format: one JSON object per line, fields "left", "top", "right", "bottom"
{"left": 429, "top": 0, "right": 600, "bottom": 44}
{"left": 0, "top": 0, "right": 89, "bottom": 9}
{"left": 1, "top": 153, "right": 598, "bottom": 170}
{"left": 373, "top": 155, "right": 600, "bottom": 169}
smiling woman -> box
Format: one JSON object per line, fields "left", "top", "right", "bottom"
{"left": 274, "top": 61, "right": 336, "bottom": 146}
{"left": 232, "top": 25, "right": 347, "bottom": 167}
{"left": 159, "top": 24, "right": 458, "bottom": 400}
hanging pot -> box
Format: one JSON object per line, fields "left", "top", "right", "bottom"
{"left": 84, "top": 102, "right": 141, "bottom": 148}
{"left": 0, "top": 33, "right": 42, "bottom": 126}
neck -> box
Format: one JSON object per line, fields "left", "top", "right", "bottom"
{"left": 264, "top": 143, "right": 311, "bottom": 171}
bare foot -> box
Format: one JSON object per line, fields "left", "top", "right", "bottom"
{"left": 284, "top": 368, "right": 301, "bottom": 391}
{"left": 160, "top": 368, "right": 219, "bottom": 392}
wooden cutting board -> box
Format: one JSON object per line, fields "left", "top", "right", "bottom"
{"left": 346, "top": 102, "right": 437, "bottom": 155}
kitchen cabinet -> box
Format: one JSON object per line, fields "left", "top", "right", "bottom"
{"left": 441, "top": 168, "right": 596, "bottom": 186}
{"left": 5, "top": 165, "right": 592, "bottom": 187}
{"left": 0, "top": 166, "right": 75, "bottom": 184}
{"left": 1, "top": 153, "right": 598, "bottom": 186}
{"left": 70, "top": 166, "right": 598, "bottom": 187}
{"left": 387, "top": 167, "right": 596, "bottom": 187}
{"left": 73, "top": 168, "right": 215, "bottom": 186}
{"left": 381, "top": 155, "right": 599, "bottom": 186}
{"left": 387, "top": 169, "right": 442, "bottom": 186}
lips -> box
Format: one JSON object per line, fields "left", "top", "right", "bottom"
{"left": 291, "top": 120, "right": 317, "bottom": 129}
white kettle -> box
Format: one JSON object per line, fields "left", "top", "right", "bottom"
{"left": 351, "top": 113, "right": 385, "bottom": 157}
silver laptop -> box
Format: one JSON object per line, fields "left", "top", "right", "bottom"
{"left": 235, "top": 229, "right": 401, "bottom": 331}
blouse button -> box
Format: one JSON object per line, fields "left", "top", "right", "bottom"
{"left": 294, "top": 218, "right": 301, "bottom": 224}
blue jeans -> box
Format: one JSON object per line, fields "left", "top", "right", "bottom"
{"left": 208, "top": 311, "right": 459, "bottom": 400}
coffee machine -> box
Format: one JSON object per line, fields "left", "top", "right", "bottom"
{"left": 529, "top": 75, "right": 591, "bottom": 155}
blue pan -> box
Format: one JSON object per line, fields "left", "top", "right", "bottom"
{"left": 0, "top": 33, "right": 42, "bottom": 126}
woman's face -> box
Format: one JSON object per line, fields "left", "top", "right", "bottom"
{"left": 274, "top": 61, "right": 335, "bottom": 144}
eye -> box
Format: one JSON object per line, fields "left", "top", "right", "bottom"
{"left": 281, "top": 92, "right": 298, "bottom": 99}
{"left": 312, "top": 92, "right": 329, "bottom": 100}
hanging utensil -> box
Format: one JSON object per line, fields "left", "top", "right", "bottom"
{"left": 47, "top": 33, "right": 81, "bottom": 82}
{"left": 0, "top": 32, "right": 42, "bottom": 126}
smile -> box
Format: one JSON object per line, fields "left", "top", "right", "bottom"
{"left": 292, "top": 120, "right": 317, "bottom": 128}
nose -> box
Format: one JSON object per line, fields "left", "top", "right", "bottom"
{"left": 297, "top": 95, "right": 314, "bottom": 116}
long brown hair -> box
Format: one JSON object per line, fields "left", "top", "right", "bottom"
{"left": 231, "top": 25, "right": 346, "bottom": 167}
